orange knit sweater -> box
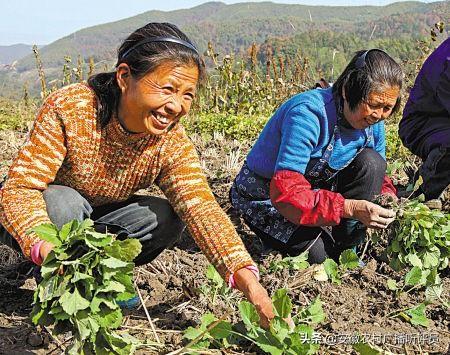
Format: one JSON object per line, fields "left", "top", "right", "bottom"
{"left": 0, "top": 83, "right": 255, "bottom": 280}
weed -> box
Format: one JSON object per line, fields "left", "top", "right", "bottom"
{"left": 184, "top": 288, "right": 325, "bottom": 354}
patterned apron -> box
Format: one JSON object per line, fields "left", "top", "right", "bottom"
{"left": 230, "top": 119, "right": 373, "bottom": 243}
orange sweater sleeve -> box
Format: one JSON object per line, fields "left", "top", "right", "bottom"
{"left": 156, "top": 126, "right": 256, "bottom": 282}
{"left": 0, "top": 95, "right": 67, "bottom": 257}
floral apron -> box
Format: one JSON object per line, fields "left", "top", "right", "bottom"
{"left": 230, "top": 121, "right": 373, "bottom": 243}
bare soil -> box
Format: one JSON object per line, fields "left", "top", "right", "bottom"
{"left": 0, "top": 131, "right": 448, "bottom": 354}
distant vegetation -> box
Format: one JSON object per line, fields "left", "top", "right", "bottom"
{"left": 0, "top": 1, "right": 448, "bottom": 98}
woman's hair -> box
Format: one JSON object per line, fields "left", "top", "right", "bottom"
{"left": 88, "top": 22, "right": 205, "bottom": 126}
{"left": 332, "top": 49, "right": 403, "bottom": 115}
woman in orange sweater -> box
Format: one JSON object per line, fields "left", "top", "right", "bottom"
{"left": 0, "top": 22, "right": 273, "bottom": 326}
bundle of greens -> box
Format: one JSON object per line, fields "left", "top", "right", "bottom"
{"left": 30, "top": 219, "right": 142, "bottom": 354}
{"left": 383, "top": 199, "right": 449, "bottom": 287}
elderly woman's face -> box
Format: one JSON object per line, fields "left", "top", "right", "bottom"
{"left": 117, "top": 62, "right": 199, "bottom": 135}
{"left": 343, "top": 86, "right": 399, "bottom": 129}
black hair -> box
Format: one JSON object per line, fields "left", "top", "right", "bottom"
{"left": 332, "top": 49, "right": 403, "bottom": 115}
{"left": 87, "top": 23, "right": 205, "bottom": 127}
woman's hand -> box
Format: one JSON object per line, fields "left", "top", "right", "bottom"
{"left": 233, "top": 268, "right": 275, "bottom": 329}
{"left": 343, "top": 199, "right": 396, "bottom": 229}
{"left": 39, "top": 241, "right": 55, "bottom": 262}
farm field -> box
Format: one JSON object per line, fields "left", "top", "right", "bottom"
{"left": 0, "top": 27, "right": 449, "bottom": 353}
{"left": 0, "top": 126, "right": 448, "bottom": 354}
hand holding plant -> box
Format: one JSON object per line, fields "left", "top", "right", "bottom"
{"left": 39, "top": 240, "right": 55, "bottom": 262}
{"left": 29, "top": 219, "right": 143, "bottom": 354}
{"left": 344, "top": 199, "right": 396, "bottom": 229}
{"left": 233, "top": 267, "right": 275, "bottom": 329}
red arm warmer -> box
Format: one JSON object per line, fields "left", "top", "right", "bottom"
{"left": 380, "top": 175, "right": 397, "bottom": 196}
{"left": 269, "top": 170, "right": 345, "bottom": 227}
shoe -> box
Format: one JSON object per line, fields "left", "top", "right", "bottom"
{"left": 117, "top": 295, "right": 140, "bottom": 310}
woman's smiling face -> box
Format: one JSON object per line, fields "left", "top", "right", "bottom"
{"left": 343, "top": 86, "right": 400, "bottom": 129}
{"left": 117, "top": 61, "right": 199, "bottom": 135}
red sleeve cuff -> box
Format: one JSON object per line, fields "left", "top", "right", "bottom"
{"left": 270, "top": 170, "right": 345, "bottom": 226}
{"left": 381, "top": 175, "right": 397, "bottom": 196}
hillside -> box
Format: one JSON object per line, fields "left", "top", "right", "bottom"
{"left": 0, "top": 44, "right": 33, "bottom": 65}
{"left": 14, "top": 1, "right": 449, "bottom": 71}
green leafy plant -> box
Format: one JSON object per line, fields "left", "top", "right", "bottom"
{"left": 184, "top": 288, "right": 325, "bottom": 354}
{"left": 322, "top": 249, "right": 360, "bottom": 284}
{"left": 199, "top": 264, "right": 232, "bottom": 304}
{"left": 389, "top": 303, "right": 430, "bottom": 328}
{"left": 268, "top": 251, "right": 310, "bottom": 272}
{"left": 375, "top": 199, "right": 450, "bottom": 288}
{"left": 386, "top": 266, "right": 427, "bottom": 295}
{"left": 30, "top": 219, "right": 142, "bottom": 355}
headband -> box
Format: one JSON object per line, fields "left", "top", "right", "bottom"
{"left": 119, "top": 36, "right": 199, "bottom": 61}
{"left": 355, "top": 48, "right": 390, "bottom": 69}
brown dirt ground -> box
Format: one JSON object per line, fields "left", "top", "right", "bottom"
{"left": 0, "top": 131, "right": 449, "bottom": 354}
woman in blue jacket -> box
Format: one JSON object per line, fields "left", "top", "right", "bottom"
{"left": 230, "top": 49, "right": 401, "bottom": 262}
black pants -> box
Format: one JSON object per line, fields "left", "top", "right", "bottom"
{"left": 0, "top": 185, "right": 185, "bottom": 266}
{"left": 418, "top": 147, "right": 450, "bottom": 200}
{"left": 251, "top": 148, "right": 386, "bottom": 263}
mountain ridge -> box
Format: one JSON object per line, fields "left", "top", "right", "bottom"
{"left": 12, "top": 1, "right": 448, "bottom": 71}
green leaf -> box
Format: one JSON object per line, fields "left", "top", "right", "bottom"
{"left": 29, "top": 223, "right": 61, "bottom": 246}
{"left": 93, "top": 307, "right": 123, "bottom": 329}
{"left": 390, "top": 238, "right": 400, "bottom": 253}
{"left": 59, "top": 287, "right": 90, "bottom": 315}
{"left": 406, "top": 253, "right": 422, "bottom": 268}
{"left": 209, "top": 320, "right": 233, "bottom": 339}
{"left": 90, "top": 295, "right": 117, "bottom": 313}
{"left": 100, "top": 257, "right": 130, "bottom": 269}
{"left": 30, "top": 304, "right": 45, "bottom": 324}
{"left": 59, "top": 220, "right": 78, "bottom": 242}
{"left": 425, "top": 284, "right": 443, "bottom": 303}
{"left": 404, "top": 266, "right": 422, "bottom": 286}
{"left": 422, "top": 250, "right": 440, "bottom": 269}
{"left": 313, "top": 264, "right": 328, "bottom": 282}
{"left": 72, "top": 272, "right": 94, "bottom": 283}
{"left": 98, "top": 281, "right": 126, "bottom": 294}
{"left": 38, "top": 276, "right": 58, "bottom": 302}
{"left": 75, "top": 310, "right": 100, "bottom": 341}
{"left": 353, "top": 342, "right": 382, "bottom": 355}
{"left": 85, "top": 234, "right": 113, "bottom": 248}
{"left": 183, "top": 326, "right": 204, "bottom": 340}
{"left": 323, "top": 258, "right": 340, "bottom": 284}
{"left": 200, "top": 313, "right": 216, "bottom": 330}
{"left": 406, "top": 303, "right": 429, "bottom": 327}
{"left": 111, "top": 273, "right": 134, "bottom": 293}
{"left": 239, "top": 301, "right": 260, "bottom": 330}
{"left": 104, "top": 239, "right": 142, "bottom": 262}
{"left": 205, "top": 264, "right": 223, "bottom": 287}
{"left": 77, "top": 219, "right": 94, "bottom": 232}
{"left": 305, "top": 296, "right": 325, "bottom": 324}
{"left": 269, "top": 317, "right": 289, "bottom": 343}
{"left": 386, "top": 279, "right": 398, "bottom": 291}
{"left": 255, "top": 332, "right": 284, "bottom": 355}
{"left": 272, "top": 289, "right": 292, "bottom": 318}
{"left": 339, "top": 249, "right": 360, "bottom": 270}
{"left": 40, "top": 261, "right": 60, "bottom": 278}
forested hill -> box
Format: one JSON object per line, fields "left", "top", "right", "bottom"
{"left": 14, "top": 1, "right": 449, "bottom": 71}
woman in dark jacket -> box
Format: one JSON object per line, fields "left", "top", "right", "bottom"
{"left": 399, "top": 38, "right": 450, "bottom": 201}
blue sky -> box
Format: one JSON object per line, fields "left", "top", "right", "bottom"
{"left": 1, "top": 0, "right": 435, "bottom": 45}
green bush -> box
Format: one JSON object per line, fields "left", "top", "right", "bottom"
{"left": 183, "top": 112, "right": 269, "bottom": 141}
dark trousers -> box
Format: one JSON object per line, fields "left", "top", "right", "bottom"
{"left": 418, "top": 147, "right": 450, "bottom": 200}
{"left": 251, "top": 148, "right": 386, "bottom": 263}
{"left": 0, "top": 185, "right": 185, "bottom": 266}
